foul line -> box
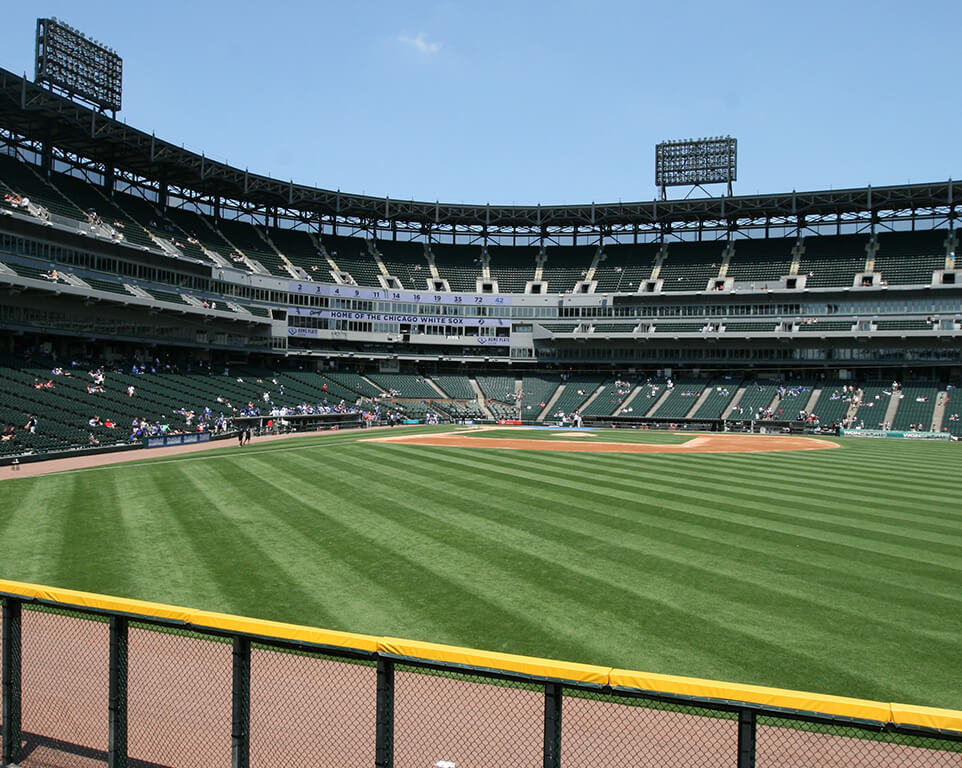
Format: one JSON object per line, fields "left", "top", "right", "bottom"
{"left": 4, "top": 435, "right": 374, "bottom": 480}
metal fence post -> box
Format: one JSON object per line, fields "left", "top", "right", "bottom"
{"left": 543, "top": 683, "right": 562, "bottom": 768}
{"left": 232, "top": 636, "right": 251, "bottom": 768}
{"left": 108, "top": 615, "right": 128, "bottom": 768}
{"left": 375, "top": 658, "right": 394, "bottom": 768}
{"left": 738, "top": 708, "right": 756, "bottom": 768}
{"left": 1, "top": 597, "right": 22, "bottom": 767}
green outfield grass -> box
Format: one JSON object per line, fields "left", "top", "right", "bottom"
{"left": 0, "top": 426, "right": 959, "bottom": 711}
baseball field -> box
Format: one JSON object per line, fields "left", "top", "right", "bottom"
{"left": 0, "top": 425, "right": 958, "bottom": 712}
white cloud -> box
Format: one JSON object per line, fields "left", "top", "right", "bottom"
{"left": 399, "top": 32, "right": 441, "bottom": 55}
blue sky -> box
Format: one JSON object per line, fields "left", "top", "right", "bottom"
{"left": 1, "top": 1, "right": 959, "bottom": 205}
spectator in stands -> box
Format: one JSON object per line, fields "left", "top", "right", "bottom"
{"left": 23, "top": 415, "right": 38, "bottom": 434}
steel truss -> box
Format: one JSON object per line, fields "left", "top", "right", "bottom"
{"left": 1, "top": 67, "right": 958, "bottom": 248}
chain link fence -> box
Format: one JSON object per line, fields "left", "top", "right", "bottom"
{"left": 0, "top": 593, "right": 960, "bottom": 768}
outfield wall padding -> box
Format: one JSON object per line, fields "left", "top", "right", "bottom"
{"left": 0, "top": 577, "right": 958, "bottom": 768}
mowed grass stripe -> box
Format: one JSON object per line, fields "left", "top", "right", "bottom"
{"left": 374, "top": 445, "right": 960, "bottom": 627}
{"left": 243, "top": 452, "right": 584, "bottom": 654}
{"left": 297, "top": 446, "right": 900, "bottom": 696}
{"left": 389, "top": 444, "right": 962, "bottom": 569}
{"left": 349, "top": 444, "right": 955, "bottom": 703}
{"left": 388, "top": 446, "right": 962, "bottom": 588}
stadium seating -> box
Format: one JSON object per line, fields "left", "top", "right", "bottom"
{"left": 323, "top": 235, "right": 382, "bottom": 286}
{"left": 592, "top": 243, "right": 660, "bottom": 293}
{"left": 852, "top": 384, "right": 892, "bottom": 428}
{"left": 808, "top": 382, "right": 855, "bottom": 426}
{"left": 367, "top": 373, "right": 439, "bottom": 399}
{"left": 580, "top": 378, "right": 635, "bottom": 417}
{"left": 730, "top": 382, "right": 780, "bottom": 420}
{"left": 692, "top": 379, "right": 741, "bottom": 418}
{"left": 658, "top": 241, "right": 724, "bottom": 292}
{"left": 51, "top": 174, "right": 157, "bottom": 250}
{"left": 648, "top": 379, "right": 707, "bottom": 418}
{"left": 873, "top": 230, "right": 946, "bottom": 285}
{"left": 375, "top": 239, "right": 431, "bottom": 290}
{"left": 540, "top": 246, "right": 596, "bottom": 292}
{"left": 269, "top": 227, "right": 321, "bottom": 274}
{"left": 875, "top": 319, "right": 932, "bottom": 331}
{"left": 0, "top": 154, "right": 87, "bottom": 222}
{"left": 546, "top": 374, "right": 606, "bottom": 418}
{"left": 889, "top": 385, "right": 939, "bottom": 431}
{"left": 487, "top": 246, "right": 537, "bottom": 293}
{"left": 796, "top": 234, "right": 868, "bottom": 288}
{"left": 216, "top": 219, "right": 290, "bottom": 277}
{"left": 726, "top": 238, "right": 794, "bottom": 286}
{"left": 428, "top": 243, "right": 483, "bottom": 292}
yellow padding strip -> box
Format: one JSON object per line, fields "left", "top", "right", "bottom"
{"left": 610, "top": 668, "right": 891, "bottom": 722}
{"left": 379, "top": 636, "right": 609, "bottom": 685}
{"left": 0, "top": 579, "right": 958, "bottom": 734}
{"left": 890, "top": 703, "right": 962, "bottom": 733}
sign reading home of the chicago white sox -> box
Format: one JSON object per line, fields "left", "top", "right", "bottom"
{"left": 287, "top": 307, "right": 510, "bottom": 327}
{"left": 288, "top": 283, "right": 513, "bottom": 306}
{"left": 286, "top": 326, "right": 508, "bottom": 345}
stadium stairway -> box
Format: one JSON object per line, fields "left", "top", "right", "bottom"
{"left": 468, "top": 378, "right": 494, "bottom": 419}
{"left": 721, "top": 386, "right": 747, "bottom": 419}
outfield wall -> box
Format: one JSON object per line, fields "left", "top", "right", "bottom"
{"left": 0, "top": 580, "right": 959, "bottom": 768}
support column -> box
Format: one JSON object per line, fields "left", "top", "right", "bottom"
{"left": 738, "top": 708, "right": 756, "bottom": 768}
{"left": 375, "top": 658, "right": 394, "bottom": 768}
{"left": 232, "top": 636, "right": 251, "bottom": 768}
{"left": 108, "top": 616, "right": 128, "bottom": 768}
{"left": 543, "top": 683, "right": 562, "bottom": 768}
{"left": 1, "top": 598, "right": 22, "bottom": 767}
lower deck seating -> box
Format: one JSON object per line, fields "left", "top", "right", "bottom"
{"left": 889, "top": 386, "right": 939, "bottom": 431}
{"left": 649, "top": 380, "right": 707, "bottom": 418}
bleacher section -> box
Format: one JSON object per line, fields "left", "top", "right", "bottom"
{"left": 581, "top": 378, "right": 635, "bottom": 417}
{"left": 852, "top": 385, "right": 891, "bottom": 429}
{"left": 367, "top": 373, "right": 438, "bottom": 399}
{"left": 546, "top": 374, "right": 606, "bottom": 418}
{"left": 729, "top": 382, "right": 779, "bottom": 420}
{"left": 0, "top": 358, "right": 378, "bottom": 457}
{"left": 375, "top": 240, "right": 430, "bottom": 290}
{"left": 518, "top": 375, "right": 561, "bottom": 418}
{"left": 487, "top": 246, "right": 537, "bottom": 293}
{"left": 540, "top": 246, "right": 595, "bottom": 292}
{"left": 475, "top": 375, "right": 518, "bottom": 419}
{"left": 216, "top": 219, "right": 289, "bottom": 277}
{"left": 797, "top": 234, "right": 868, "bottom": 288}
{"left": 592, "top": 243, "right": 660, "bottom": 293}
{"left": 873, "top": 231, "right": 946, "bottom": 286}
{"left": 269, "top": 228, "right": 321, "bottom": 274}
{"left": 808, "top": 383, "right": 855, "bottom": 426}
{"left": 323, "top": 235, "right": 382, "bottom": 286}
{"left": 649, "top": 380, "right": 707, "bottom": 418}
{"left": 726, "top": 238, "right": 794, "bottom": 286}
{"left": 889, "top": 386, "right": 939, "bottom": 431}
{"left": 0, "top": 154, "right": 87, "bottom": 222}
{"left": 692, "top": 380, "right": 740, "bottom": 418}
{"left": 659, "top": 242, "right": 724, "bottom": 292}
{"left": 429, "top": 243, "right": 482, "bottom": 292}
{"left": 52, "top": 174, "right": 157, "bottom": 250}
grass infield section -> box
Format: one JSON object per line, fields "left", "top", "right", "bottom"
{"left": 0, "top": 425, "right": 958, "bottom": 710}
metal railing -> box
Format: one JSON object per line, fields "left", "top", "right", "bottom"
{"left": 0, "top": 584, "right": 959, "bottom": 768}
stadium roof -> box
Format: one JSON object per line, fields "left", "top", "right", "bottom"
{"left": 1, "top": 68, "right": 958, "bottom": 235}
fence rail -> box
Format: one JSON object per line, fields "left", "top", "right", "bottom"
{"left": 0, "top": 580, "right": 959, "bottom": 768}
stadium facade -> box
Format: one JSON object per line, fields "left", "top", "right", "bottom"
{"left": 1, "top": 65, "right": 961, "bottom": 452}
